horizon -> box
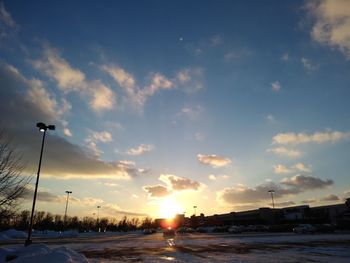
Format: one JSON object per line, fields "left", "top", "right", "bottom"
{"left": 1, "top": 0, "right": 350, "bottom": 220}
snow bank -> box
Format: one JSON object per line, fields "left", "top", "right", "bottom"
{"left": 1, "top": 244, "right": 89, "bottom": 263}
{"left": 0, "top": 229, "right": 26, "bottom": 240}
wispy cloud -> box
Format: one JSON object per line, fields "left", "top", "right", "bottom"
{"left": 208, "top": 174, "right": 229, "bottom": 181}
{"left": 307, "top": 0, "right": 350, "bottom": 59}
{"left": 274, "top": 163, "right": 311, "bottom": 174}
{"left": 0, "top": 2, "right": 19, "bottom": 38}
{"left": 281, "top": 53, "right": 289, "bottom": 61}
{"left": 33, "top": 47, "right": 86, "bottom": 93}
{"left": 271, "top": 81, "right": 281, "bottom": 92}
{"left": 178, "top": 105, "right": 204, "bottom": 119}
{"left": 272, "top": 130, "right": 350, "bottom": 145}
{"left": 33, "top": 46, "right": 116, "bottom": 112}
{"left": 267, "top": 147, "right": 303, "bottom": 158}
{"left": 85, "top": 130, "right": 113, "bottom": 157}
{"left": 127, "top": 144, "right": 154, "bottom": 156}
{"left": 301, "top": 57, "right": 319, "bottom": 72}
{"left": 197, "top": 154, "right": 232, "bottom": 168}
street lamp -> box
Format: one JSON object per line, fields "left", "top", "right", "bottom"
{"left": 25, "top": 122, "right": 55, "bottom": 246}
{"left": 97, "top": 205, "right": 101, "bottom": 232}
{"left": 97, "top": 206, "right": 101, "bottom": 223}
{"left": 193, "top": 205, "right": 197, "bottom": 216}
{"left": 64, "top": 191, "right": 72, "bottom": 227}
{"left": 268, "top": 190, "right": 275, "bottom": 209}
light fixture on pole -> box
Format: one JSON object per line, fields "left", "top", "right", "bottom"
{"left": 64, "top": 191, "right": 72, "bottom": 226}
{"left": 97, "top": 205, "right": 101, "bottom": 223}
{"left": 25, "top": 122, "right": 55, "bottom": 246}
{"left": 268, "top": 190, "right": 275, "bottom": 209}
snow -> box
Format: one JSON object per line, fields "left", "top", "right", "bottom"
{"left": 0, "top": 244, "right": 89, "bottom": 263}
{"left": 0, "top": 229, "right": 26, "bottom": 241}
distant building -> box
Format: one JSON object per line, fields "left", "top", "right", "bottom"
{"left": 154, "top": 199, "right": 350, "bottom": 228}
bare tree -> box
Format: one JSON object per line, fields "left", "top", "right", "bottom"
{"left": 0, "top": 130, "right": 30, "bottom": 220}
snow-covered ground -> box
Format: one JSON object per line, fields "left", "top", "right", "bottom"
{"left": 1, "top": 230, "right": 350, "bottom": 262}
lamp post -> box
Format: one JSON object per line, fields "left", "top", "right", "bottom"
{"left": 193, "top": 205, "right": 197, "bottom": 216}
{"left": 97, "top": 206, "right": 101, "bottom": 232}
{"left": 64, "top": 191, "right": 72, "bottom": 227}
{"left": 268, "top": 190, "right": 275, "bottom": 209}
{"left": 25, "top": 122, "right": 55, "bottom": 246}
{"left": 97, "top": 206, "right": 101, "bottom": 223}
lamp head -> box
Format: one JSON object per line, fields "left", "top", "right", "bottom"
{"left": 268, "top": 190, "right": 275, "bottom": 193}
{"left": 36, "top": 122, "right": 47, "bottom": 132}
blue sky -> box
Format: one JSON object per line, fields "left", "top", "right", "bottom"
{"left": 1, "top": 0, "right": 350, "bottom": 219}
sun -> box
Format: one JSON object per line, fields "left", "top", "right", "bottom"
{"left": 159, "top": 197, "right": 183, "bottom": 219}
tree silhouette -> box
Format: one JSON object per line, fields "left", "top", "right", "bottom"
{"left": 0, "top": 129, "right": 29, "bottom": 224}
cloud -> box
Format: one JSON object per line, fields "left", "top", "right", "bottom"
{"left": 127, "top": 144, "right": 154, "bottom": 156}
{"left": 85, "top": 130, "right": 113, "bottom": 157}
{"left": 217, "top": 182, "right": 299, "bottom": 206}
{"left": 301, "top": 199, "right": 318, "bottom": 204}
{"left": 89, "top": 81, "right": 116, "bottom": 112}
{"left": 292, "top": 162, "right": 312, "bottom": 172}
{"left": 175, "top": 68, "right": 204, "bottom": 93}
{"left": 101, "top": 64, "right": 136, "bottom": 95}
{"left": 143, "top": 185, "right": 171, "bottom": 198}
{"left": 271, "top": 81, "right": 281, "bottom": 92}
{"left": 195, "top": 132, "right": 205, "bottom": 142}
{"left": 102, "top": 64, "right": 203, "bottom": 110}
{"left": 274, "top": 164, "right": 292, "bottom": 174}
{"left": 274, "top": 201, "right": 296, "bottom": 207}
{"left": 0, "top": 63, "right": 70, "bottom": 131}
{"left": 272, "top": 130, "right": 350, "bottom": 145}
{"left": 0, "top": 2, "right": 19, "bottom": 38}
{"left": 210, "top": 35, "right": 222, "bottom": 46}
{"left": 281, "top": 174, "right": 333, "bottom": 190}
{"left": 21, "top": 186, "right": 64, "bottom": 203}
{"left": 33, "top": 47, "right": 86, "bottom": 93}
{"left": 208, "top": 174, "right": 229, "bottom": 180}
{"left": 320, "top": 194, "right": 340, "bottom": 202}
{"left": 0, "top": 64, "right": 146, "bottom": 180}
{"left": 308, "top": 0, "right": 350, "bottom": 59}
{"left": 267, "top": 147, "right": 303, "bottom": 158}
{"left": 33, "top": 47, "right": 116, "bottom": 112}
{"left": 178, "top": 105, "right": 204, "bottom": 119}
{"left": 217, "top": 174, "right": 333, "bottom": 206}
{"left": 301, "top": 57, "right": 319, "bottom": 71}
{"left": 63, "top": 128, "right": 73, "bottom": 137}
{"left": 159, "top": 174, "right": 201, "bottom": 191}
{"left": 224, "top": 48, "right": 252, "bottom": 61}
{"left": 197, "top": 154, "right": 232, "bottom": 168}
{"left": 81, "top": 197, "right": 104, "bottom": 206}
{"left": 102, "top": 203, "right": 148, "bottom": 217}
{"left": 274, "top": 163, "right": 311, "bottom": 174}
{"left": 281, "top": 53, "right": 289, "bottom": 61}
{"left": 266, "top": 115, "right": 275, "bottom": 123}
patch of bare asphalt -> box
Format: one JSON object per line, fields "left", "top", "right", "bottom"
{"left": 79, "top": 240, "right": 350, "bottom": 261}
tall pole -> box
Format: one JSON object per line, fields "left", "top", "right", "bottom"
{"left": 268, "top": 190, "right": 275, "bottom": 209}
{"left": 97, "top": 206, "right": 101, "bottom": 232}
{"left": 64, "top": 191, "right": 72, "bottom": 227}
{"left": 193, "top": 205, "right": 197, "bottom": 216}
{"left": 25, "top": 130, "right": 46, "bottom": 246}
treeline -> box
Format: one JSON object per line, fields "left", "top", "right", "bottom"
{"left": 0, "top": 210, "right": 157, "bottom": 232}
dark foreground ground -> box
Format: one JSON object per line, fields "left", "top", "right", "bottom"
{"left": 2, "top": 232, "right": 350, "bottom": 262}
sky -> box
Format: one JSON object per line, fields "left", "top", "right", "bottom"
{"left": 1, "top": 0, "right": 350, "bottom": 220}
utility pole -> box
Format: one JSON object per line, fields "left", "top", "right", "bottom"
{"left": 64, "top": 191, "right": 72, "bottom": 227}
